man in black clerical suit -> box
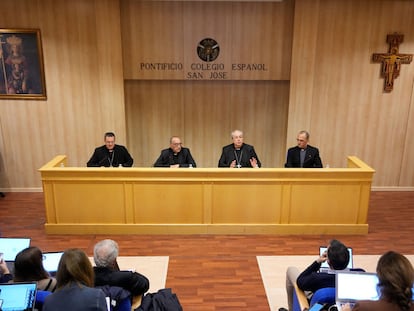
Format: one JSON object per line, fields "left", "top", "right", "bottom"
{"left": 285, "top": 130, "right": 323, "bottom": 168}
{"left": 87, "top": 132, "right": 133, "bottom": 167}
{"left": 218, "top": 129, "right": 261, "bottom": 168}
{"left": 153, "top": 136, "right": 196, "bottom": 168}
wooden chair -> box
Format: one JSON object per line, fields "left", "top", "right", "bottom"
{"left": 293, "top": 284, "right": 336, "bottom": 311}
{"left": 293, "top": 283, "right": 310, "bottom": 311}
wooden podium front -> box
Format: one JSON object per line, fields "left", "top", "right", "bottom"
{"left": 39, "top": 156, "right": 374, "bottom": 235}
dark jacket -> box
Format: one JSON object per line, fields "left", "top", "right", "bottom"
{"left": 296, "top": 260, "right": 335, "bottom": 293}
{"left": 153, "top": 147, "right": 196, "bottom": 167}
{"left": 87, "top": 144, "right": 133, "bottom": 167}
{"left": 94, "top": 266, "right": 149, "bottom": 297}
{"left": 352, "top": 299, "right": 414, "bottom": 311}
{"left": 43, "top": 283, "right": 107, "bottom": 311}
{"left": 297, "top": 261, "right": 365, "bottom": 294}
{"left": 285, "top": 145, "right": 323, "bottom": 168}
{"left": 136, "top": 288, "right": 183, "bottom": 311}
{"left": 218, "top": 143, "right": 261, "bottom": 168}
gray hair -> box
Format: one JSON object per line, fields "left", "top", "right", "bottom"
{"left": 93, "top": 239, "right": 119, "bottom": 267}
{"left": 298, "top": 130, "right": 310, "bottom": 140}
{"left": 231, "top": 129, "right": 243, "bottom": 138}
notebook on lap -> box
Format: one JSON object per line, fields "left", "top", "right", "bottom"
{"left": 42, "top": 251, "right": 64, "bottom": 276}
{"left": 319, "top": 246, "right": 353, "bottom": 272}
{"left": 335, "top": 271, "right": 379, "bottom": 311}
{"left": 0, "top": 282, "right": 37, "bottom": 311}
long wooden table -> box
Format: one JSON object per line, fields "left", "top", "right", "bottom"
{"left": 39, "top": 156, "right": 374, "bottom": 235}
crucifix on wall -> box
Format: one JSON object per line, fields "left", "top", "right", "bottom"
{"left": 372, "top": 33, "right": 412, "bottom": 92}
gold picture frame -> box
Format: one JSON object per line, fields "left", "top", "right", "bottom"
{"left": 0, "top": 29, "right": 46, "bottom": 100}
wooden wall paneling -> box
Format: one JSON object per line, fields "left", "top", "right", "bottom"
{"left": 288, "top": 0, "right": 414, "bottom": 186}
{"left": 125, "top": 80, "right": 185, "bottom": 167}
{"left": 182, "top": 1, "right": 233, "bottom": 80}
{"left": 286, "top": 0, "right": 320, "bottom": 147}
{"left": 0, "top": 0, "right": 125, "bottom": 188}
{"left": 307, "top": 0, "right": 377, "bottom": 170}
{"left": 125, "top": 80, "right": 289, "bottom": 168}
{"left": 400, "top": 84, "right": 414, "bottom": 186}
{"left": 227, "top": 81, "right": 289, "bottom": 168}
{"left": 182, "top": 80, "right": 233, "bottom": 168}
{"left": 371, "top": 0, "right": 414, "bottom": 187}
{"left": 121, "top": 1, "right": 184, "bottom": 80}
{"left": 93, "top": 0, "right": 127, "bottom": 142}
{"left": 230, "top": 1, "right": 293, "bottom": 80}
{"left": 122, "top": 0, "right": 293, "bottom": 81}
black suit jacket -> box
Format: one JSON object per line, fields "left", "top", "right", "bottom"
{"left": 94, "top": 266, "right": 149, "bottom": 296}
{"left": 153, "top": 147, "right": 196, "bottom": 167}
{"left": 284, "top": 145, "right": 322, "bottom": 168}
{"left": 218, "top": 143, "right": 261, "bottom": 168}
{"left": 86, "top": 144, "right": 134, "bottom": 167}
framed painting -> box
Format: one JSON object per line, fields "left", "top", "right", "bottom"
{"left": 0, "top": 29, "right": 46, "bottom": 100}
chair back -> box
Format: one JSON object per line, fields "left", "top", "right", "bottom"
{"left": 35, "top": 290, "right": 52, "bottom": 311}
{"left": 309, "top": 287, "right": 336, "bottom": 307}
{"left": 96, "top": 285, "right": 131, "bottom": 311}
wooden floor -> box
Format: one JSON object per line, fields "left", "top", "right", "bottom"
{"left": 1, "top": 191, "right": 413, "bottom": 310}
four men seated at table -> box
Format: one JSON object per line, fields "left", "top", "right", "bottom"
{"left": 87, "top": 129, "right": 322, "bottom": 168}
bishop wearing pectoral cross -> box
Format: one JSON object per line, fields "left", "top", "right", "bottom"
{"left": 218, "top": 129, "right": 262, "bottom": 168}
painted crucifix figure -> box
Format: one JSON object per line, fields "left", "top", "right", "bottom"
{"left": 372, "top": 33, "right": 412, "bottom": 92}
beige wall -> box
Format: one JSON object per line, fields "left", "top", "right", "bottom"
{"left": 0, "top": 0, "right": 126, "bottom": 190}
{"left": 288, "top": 0, "right": 414, "bottom": 187}
{"left": 125, "top": 80, "right": 289, "bottom": 168}
{"left": 0, "top": 0, "right": 413, "bottom": 190}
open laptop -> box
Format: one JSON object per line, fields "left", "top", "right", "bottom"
{"left": 0, "top": 282, "right": 37, "bottom": 311}
{"left": 335, "top": 271, "right": 379, "bottom": 311}
{"left": 319, "top": 246, "right": 353, "bottom": 272}
{"left": 42, "top": 251, "right": 64, "bottom": 276}
{"left": 0, "top": 238, "right": 31, "bottom": 273}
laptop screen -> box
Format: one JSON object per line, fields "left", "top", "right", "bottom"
{"left": 42, "top": 252, "right": 64, "bottom": 274}
{"left": 0, "top": 238, "right": 31, "bottom": 261}
{"left": 319, "top": 246, "right": 353, "bottom": 269}
{"left": 0, "top": 282, "right": 37, "bottom": 311}
{"left": 336, "top": 271, "right": 380, "bottom": 302}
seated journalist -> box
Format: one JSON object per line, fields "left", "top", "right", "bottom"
{"left": 153, "top": 136, "right": 196, "bottom": 168}
{"left": 87, "top": 132, "right": 133, "bottom": 167}
{"left": 285, "top": 130, "right": 323, "bottom": 168}
{"left": 342, "top": 251, "right": 414, "bottom": 311}
{"left": 42, "top": 248, "right": 107, "bottom": 311}
{"left": 218, "top": 129, "right": 261, "bottom": 168}
{"left": 13, "top": 246, "right": 57, "bottom": 292}
{"left": 281, "top": 239, "right": 362, "bottom": 311}
{"left": 93, "top": 239, "right": 149, "bottom": 298}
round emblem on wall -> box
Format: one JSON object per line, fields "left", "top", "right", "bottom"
{"left": 197, "top": 38, "right": 220, "bottom": 62}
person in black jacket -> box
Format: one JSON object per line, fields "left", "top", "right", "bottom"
{"left": 285, "top": 130, "right": 323, "bottom": 168}
{"left": 153, "top": 136, "right": 196, "bottom": 168}
{"left": 87, "top": 132, "right": 133, "bottom": 167}
{"left": 218, "top": 129, "right": 261, "bottom": 168}
{"left": 281, "top": 239, "right": 351, "bottom": 311}
{"left": 93, "top": 239, "right": 149, "bottom": 298}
